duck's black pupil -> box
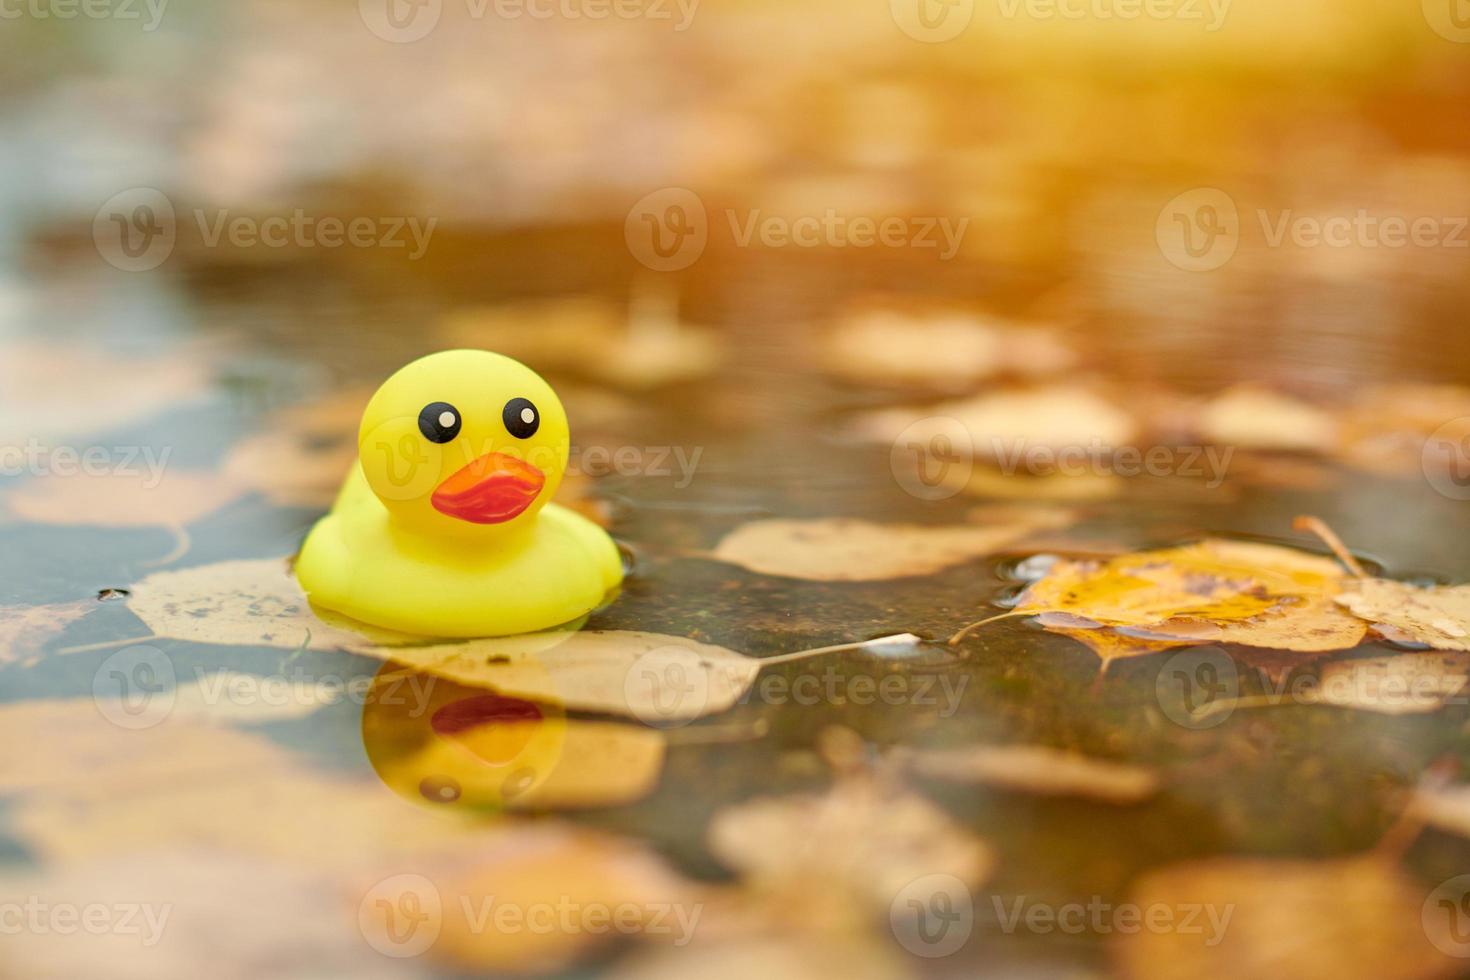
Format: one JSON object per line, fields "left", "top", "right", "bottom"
{"left": 503, "top": 397, "right": 539, "bottom": 439}
{"left": 418, "top": 401, "right": 461, "bottom": 444}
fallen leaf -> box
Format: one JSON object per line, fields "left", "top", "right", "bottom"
{"left": 1139, "top": 596, "right": 1367, "bottom": 652}
{"left": 4, "top": 470, "right": 243, "bottom": 529}
{"left": 821, "top": 303, "right": 1074, "bottom": 387}
{"left": 712, "top": 510, "right": 1072, "bottom": 582}
{"left": 1301, "top": 653, "right": 1470, "bottom": 714}
{"left": 115, "top": 557, "right": 424, "bottom": 653}
{"left": 1015, "top": 539, "right": 1345, "bottom": 630}
{"left": 0, "top": 699, "right": 488, "bottom": 868}
{"left": 853, "top": 385, "right": 1138, "bottom": 459}
{"left": 223, "top": 387, "right": 369, "bottom": 508}
{"left": 0, "top": 850, "right": 423, "bottom": 980}
{"left": 370, "top": 630, "right": 762, "bottom": 723}
{"left": 707, "top": 768, "right": 994, "bottom": 923}
{"left": 1196, "top": 386, "right": 1338, "bottom": 452}
{"left": 429, "top": 825, "right": 702, "bottom": 974}
{"left": 1041, "top": 618, "right": 1191, "bottom": 667}
{"left": 0, "top": 599, "right": 96, "bottom": 665}
{"left": 1112, "top": 856, "right": 1458, "bottom": 980}
{"left": 898, "top": 744, "right": 1159, "bottom": 803}
{"left": 441, "top": 290, "right": 722, "bottom": 389}
{"left": 1336, "top": 580, "right": 1470, "bottom": 652}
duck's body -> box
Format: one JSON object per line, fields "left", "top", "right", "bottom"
{"left": 296, "top": 350, "right": 623, "bottom": 638}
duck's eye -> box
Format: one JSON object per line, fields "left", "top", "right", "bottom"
{"left": 502, "top": 397, "right": 539, "bottom": 439}
{"left": 418, "top": 402, "right": 461, "bottom": 444}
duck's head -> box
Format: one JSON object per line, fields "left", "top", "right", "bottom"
{"left": 358, "top": 350, "right": 568, "bottom": 535}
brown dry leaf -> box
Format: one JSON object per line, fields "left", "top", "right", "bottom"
{"left": 429, "top": 826, "right": 702, "bottom": 975}
{"left": 223, "top": 386, "right": 370, "bottom": 508}
{"left": 1301, "top": 653, "right": 1470, "bottom": 714}
{"left": 0, "top": 341, "right": 212, "bottom": 446}
{"left": 712, "top": 509, "right": 1072, "bottom": 581}
{"left": 707, "top": 768, "right": 994, "bottom": 923}
{"left": 4, "top": 470, "right": 243, "bottom": 528}
{"left": 1338, "top": 383, "right": 1470, "bottom": 477}
{"left": 1411, "top": 782, "right": 1470, "bottom": 840}
{"left": 441, "top": 292, "right": 722, "bottom": 389}
{"left": 372, "top": 630, "right": 762, "bottom": 723}
{"left": 0, "top": 599, "right": 96, "bottom": 665}
{"left": 0, "top": 699, "right": 489, "bottom": 869}
{"left": 1196, "top": 386, "right": 1338, "bottom": 452}
{"left": 899, "top": 744, "right": 1159, "bottom": 803}
{"left": 1112, "top": 856, "right": 1458, "bottom": 980}
{"left": 0, "top": 850, "right": 418, "bottom": 980}
{"left": 853, "top": 385, "right": 1138, "bottom": 459}
{"left": 1336, "top": 580, "right": 1470, "bottom": 652}
{"left": 608, "top": 934, "right": 914, "bottom": 980}
{"left": 821, "top": 304, "right": 1074, "bottom": 387}
{"left": 116, "top": 557, "right": 425, "bottom": 653}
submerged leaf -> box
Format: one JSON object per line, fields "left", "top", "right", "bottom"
{"left": 712, "top": 510, "right": 1071, "bottom": 582}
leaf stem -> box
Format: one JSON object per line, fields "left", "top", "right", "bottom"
{"left": 1292, "top": 515, "right": 1367, "bottom": 579}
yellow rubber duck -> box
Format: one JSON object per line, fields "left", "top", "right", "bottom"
{"left": 295, "top": 350, "right": 623, "bottom": 637}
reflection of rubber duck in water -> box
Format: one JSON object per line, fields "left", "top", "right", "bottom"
{"left": 296, "top": 350, "right": 623, "bottom": 637}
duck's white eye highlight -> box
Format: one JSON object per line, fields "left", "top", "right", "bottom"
{"left": 520, "top": 407, "right": 536, "bottom": 424}
{"left": 438, "top": 411, "right": 457, "bottom": 428}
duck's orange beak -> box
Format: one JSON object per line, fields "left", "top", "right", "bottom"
{"left": 431, "top": 452, "right": 545, "bottom": 524}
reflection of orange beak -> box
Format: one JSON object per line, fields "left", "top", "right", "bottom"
{"left": 431, "top": 453, "right": 545, "bottom": 524}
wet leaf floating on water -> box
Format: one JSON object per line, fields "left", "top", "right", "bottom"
{"left": 896, "top": 744, "right": 1159, "bottom": 803}
{"left": 430, "top": 826, "right": 703, "bottom": 975}
{"left": 1195, "top": 385, "right": 1339, "bottom": 453}
{"left": 1111, "top": 856, "right": 1459, "bottom": 980}
{"left": 0, "top": 600, "right": 96, "bottom": 666}
{"left": 3, "top": 470, "right": 244, "bottom": 564}
{"left": 707, "top": 766, "right": 995, "bottom": 920}
{"left": 852, "top": 384, "right": 1138, "bottom": 460}
{"left": 1036, "top": 614, "right": 1192, "bottom": 668}
{"left": 222, "top": 386, "right": 370, "bottom": 508}
{"left": 711, "top": 509, "right": 1073, "bottom": 582}
{"left": 110, "top": 558, "right": 425, "bottom": 653}
{"left": 1335, "top": 580, "right": 1470, "bottom": 652}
